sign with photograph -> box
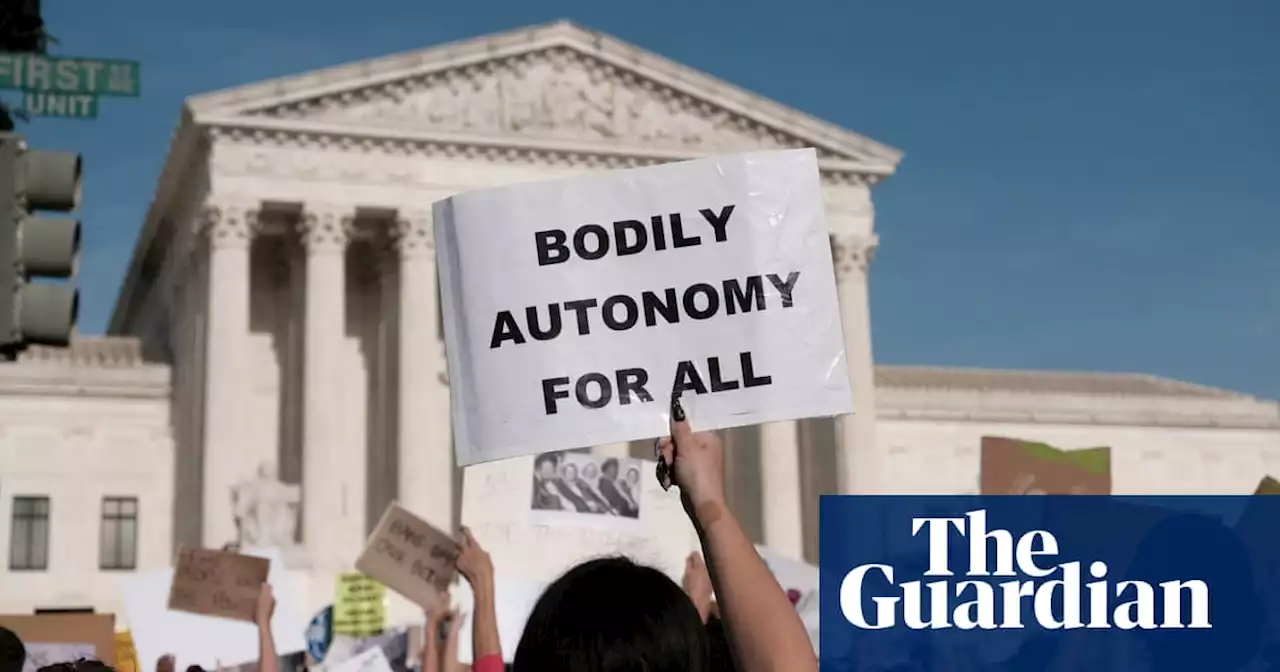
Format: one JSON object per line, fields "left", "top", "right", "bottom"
{"left": 355, "top": 504, "right": 460, "bottom": 610}
{"left": 979, "top": 436, "right": 1111, "bottom": 495}
{"left": 434, "top": 148, "right": 853, "bottom": 465}
{"left": 530, "top": 451, "right": 642, "bottom": 520}
{"left": 462, "top": 449, "right": 699, "bottom": 585}
{"left": 167, "top": 546, "right": 270, "bottom": 622}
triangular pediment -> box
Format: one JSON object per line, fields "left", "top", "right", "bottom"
{"left": 187, "top": 21, "right": 901, "bottom": 172}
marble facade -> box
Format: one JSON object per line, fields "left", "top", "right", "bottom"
{"left": 1, "top": 21, "right": 1277, "bottom": 621}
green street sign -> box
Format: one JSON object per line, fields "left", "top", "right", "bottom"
{"left": 23, "top": 92, "right": 98, "bottom": 118}
{"left": 0, "top": 54, "right": 140, "bottom": 97}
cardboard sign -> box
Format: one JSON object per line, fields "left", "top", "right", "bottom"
{"left": 0, "top": 613, "right": 115, "bottom": 666}
{"left": 121, "top": 548, "right": 306, "bottom": 671}
{"left": 979, "top": 436, "right": 1111, "bottom": 495}
{"left": 434, "top": 148, "right": 853, "bottom": 465}
{"left": 167, "top": 545, "right": 270, "bottom": 622}
{"left": 333, "top": 573, "right": 387, "bottom": 638}
{"left": 355, "top": 503, "right": 460, "bottom": 610}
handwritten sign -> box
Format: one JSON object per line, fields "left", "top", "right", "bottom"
{"left": 333, "top": 573, "right": 386, "bottom": 638}
{"left": 434, "top": 148, "right": 853, "bottom": 464}
{"left": 979, "top": 436, "right": 1111, "bottom": 495}
{"left": 167, "top": 546, "right": 270, "bottom": 622}
{"left": 355, "top": 503, "right": 460, "bottom": 610}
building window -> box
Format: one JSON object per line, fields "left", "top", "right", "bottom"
{"left": 100, "top": 497, "right": 138, "bottom": 570}
{"left": 9, "top": 496, "right": 50, "bottom": 571}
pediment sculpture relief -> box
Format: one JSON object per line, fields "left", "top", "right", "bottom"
{"left": 252, "top": 48, "right": 823, "bottom": 156}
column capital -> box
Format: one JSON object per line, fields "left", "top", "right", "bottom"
{"left": 831, "top": 234, "right": 878, "bottom": 280}
{"left": 198, "top": 202, "right": 261, "bottom": 250}
{"left": 390, "top": 212, "right": 433, "bottom": 259}
{"left": 298, "top": 205, "right": 355, "bottom": 254}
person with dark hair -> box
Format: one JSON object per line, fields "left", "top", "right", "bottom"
{"left": 511, "top": 396, "right": 818, "bottom": 672}
{"left": 531, "top": 453, "right": 564, "bottom": 510}
{"left": 597, "top": 458, "right": 637, "bottom": 518}
{"left": 552, "top": 463, "right": 594, "bottom": 513}
{"left": 36, "top": 661, "right": 116, "bottom": 672}
{"left": 0, "top": 626, "right": 25, "bottom": 672}
{"left": 618, "top": 466, "right": 641, "bottom": 513}
{"left": 514, "top": 556, "right": 709, "bottom": 670}
{"left": 575, "top": 462, "right": 612, "bottom": 514}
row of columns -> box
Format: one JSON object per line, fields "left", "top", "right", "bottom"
{"left": 192, "top": 196, "right": 878, "bottom": 565}
{"left": 192, "top": 201, "right": 453, "bottom": 567}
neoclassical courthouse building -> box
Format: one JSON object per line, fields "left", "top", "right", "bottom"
{"left": 2, "top": 21, "right": 1278, "bottom": 620}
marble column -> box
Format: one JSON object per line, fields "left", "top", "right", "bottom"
{"left": 370, "top": 237, "right": 400, "bottom": 532}
{"left": 759, "top": 421, "right": 804, "bottom": 558}
{"left": 393, "top": 213, "right": 454, "bottom": 533}
{"left": 298, "top": 205, "right": 359, "bottom": 566}
{"left": 199, "top": 202, "right": 257, "bottom": 548}
{"left": 832, "top": 235, "right": 880, "bottom": 495}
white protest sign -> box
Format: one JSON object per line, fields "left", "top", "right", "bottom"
{"left": 23, "top": 644, "right": 95, "bottom": 672}
{"left": 119, "top": 548, "right": 307, "bottom": 671}
{"left": 327, "top": 646, "right": 393, "bottom": 672}
{"left": 461, "top": 450, "right": 700, "bottom": 585}
{"left": 450, "top": 578, "right": 547, "bottom": 664}
{"left": 435, "top": 148, "right": 852, "bottom": 465}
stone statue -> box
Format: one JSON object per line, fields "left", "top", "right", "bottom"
{"left": 231, "top": 462, "right": 301, "bottom": 549}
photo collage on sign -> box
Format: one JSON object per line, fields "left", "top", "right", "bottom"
{"left": 530, "top": 450, "right": 642, "bottom": 519}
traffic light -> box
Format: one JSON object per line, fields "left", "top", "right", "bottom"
{"left": 0, "top": 132, "right": 81, "bottom": 357}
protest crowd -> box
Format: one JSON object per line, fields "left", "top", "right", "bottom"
{"left": 1, "top": 397, "right": 816, "bottom": 672}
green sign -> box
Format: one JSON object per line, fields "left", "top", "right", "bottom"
{"left": 0, "top": 54, "right": 140, "bottom": 97}
{"left": 23, "top": 92, "right": 97, "bottom": 118}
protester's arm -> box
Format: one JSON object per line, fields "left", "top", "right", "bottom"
{"left": 456, "top": 527, "right": 503, "bottom": 670}
{"left": 441, "top": 610, "right": 465, "bottom": 672}
{"left": 255, "top": 584, "right": 278, "bottom": 672}
{"left": 681, "top": 551, "right": 713, "bottom": 624}
{"left": 659, "top": 401, "right": 817, "bottom": 672}
{"left": 421, "top": 607, "right": 444, "bottom": 672}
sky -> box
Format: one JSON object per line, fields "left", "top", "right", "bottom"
{"left": 12, "top": 0, "right": 1279, "bottom": 400}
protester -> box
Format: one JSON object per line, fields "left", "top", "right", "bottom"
{"left": 156, "top": 582, "right": 273, "bottom": 672}
{"left": 255, "top": 583, "right": 278, "bottom": 672}
{"left": 454, "top": 526, "right": 502, "bottom": 672}
{"left": 598, "top": 458, "right": 637, "bottom": 518}
{"left": 0, "top": 627, "right": 25, "bottom": 672}
{"left": 421, "top": 600, "right": 467, "bottom": 672}
{"left": 511, "top": 394, "right": 819, "bottom": 672}
{"left": 37, "top": 661, "right": 117, "bottom": 672}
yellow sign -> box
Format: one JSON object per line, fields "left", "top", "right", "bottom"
{"left": 115, "top": 631, "right": 138, "bottom": 672}
{"left": 333, "top": 572, "right": 386, "bottom": 637}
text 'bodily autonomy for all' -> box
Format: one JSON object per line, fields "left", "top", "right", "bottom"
{"left": 435, "top": 149, "right": 855, "bottom": 465}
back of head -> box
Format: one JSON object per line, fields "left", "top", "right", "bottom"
{"left": 0, "top": 628, "right": 24, "bottom": 672}
{"left": 37, "top": 660, "right": 116, "bottom": 672}
{"left": 704, "top": 616, "right": 737, "bottom": 672}
{"left": 513, "top": 556, "right": 709, "bottom": 672}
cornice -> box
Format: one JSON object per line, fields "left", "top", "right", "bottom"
{"left": 877, "top": 406, "right": 1280, "bottom": 431}
{"left": 200, "top": 115, "right": 886, "bottom": 183}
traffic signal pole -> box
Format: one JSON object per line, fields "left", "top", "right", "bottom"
{"left": 0, "top": 132, "right": 82, "bottom": 358}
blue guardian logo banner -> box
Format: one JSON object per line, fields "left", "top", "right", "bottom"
{"left": 819, "top": 496, "right": 1280, "bottom": 671}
